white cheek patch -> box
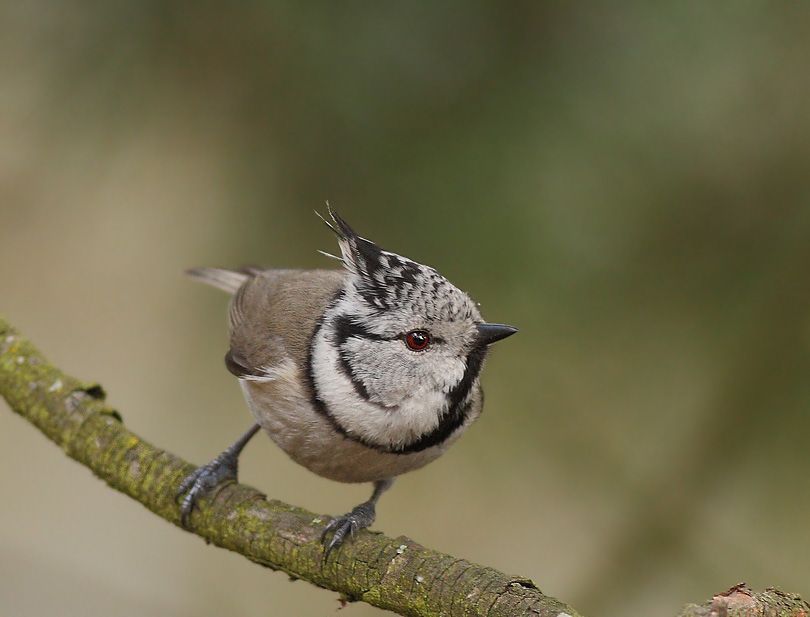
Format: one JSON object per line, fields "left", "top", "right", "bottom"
{"left": 311, "top": 323, "right": 450, "bottom": 450}
{"left": 342, "top": 337, "right": 413, "bottom": 406}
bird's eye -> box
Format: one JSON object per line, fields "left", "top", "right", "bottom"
{"left": 405, "top": 330, "right": 431, "bottom": 351}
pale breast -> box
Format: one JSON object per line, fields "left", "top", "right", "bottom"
{"left": 239, "top": 361, "right": 457, "bottom": 483}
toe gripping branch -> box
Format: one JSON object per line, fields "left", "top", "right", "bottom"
{"left": 321, "top": 477, "right": 394, "bottom": 561}
{"left": 321, "top": 501, "right": 377, "bottom": 561}
{"left": 176, "top": 450, "right": 240, "bottom": 527}
{"left": 176, "top": 427, "right": 394, "bottom": 564}
{"left": 176, "top": 424, "right": 261, "bottom": 527}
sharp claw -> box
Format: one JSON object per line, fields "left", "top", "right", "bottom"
{"left": 323, "top": 533, "right": 339, "bottom": 563}
{"left": 177, "top": 476, "right": 200, "bottom": 527}
{"left": 175, "top": 456, "right": 239, "bottom": 528}
{"left": 320, "top": 503, "right": 376, "bottom": 561}
{"left": 175, "top": 427, "right": 258, "bottom": 528}
{"left": 321, "top": 518, "right": 346, "bottom": 562}
{"left": 180, "top": 490, "right": 197, "bottom": 527}
{"left": 176, "top": 469, "right": 199, "bottom": 504}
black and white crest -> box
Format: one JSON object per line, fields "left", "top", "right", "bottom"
{"left": 319, "top": 206, "right": 477, "bottom": 322}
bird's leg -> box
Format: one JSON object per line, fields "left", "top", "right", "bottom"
{"left": 322, "top": 477, "right": 395, "bottom": 560}
{"left": 176, "top": 423, "right": 261, "bottom": 528}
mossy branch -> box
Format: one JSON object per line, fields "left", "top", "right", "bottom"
{"left": 1, "top": 313, "right": 807, "bottom": 617}
{"left": 0, "top": 313, "right": 574, "bottom": 616}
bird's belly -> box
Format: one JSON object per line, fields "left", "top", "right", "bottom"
{"left": 240, "top": 373, "right": 448, "bottom": 483}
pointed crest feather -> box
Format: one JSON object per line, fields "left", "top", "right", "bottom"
{"left": 314, "top": 206, "right": 382, "bottom": 281}
{"left": 326, "top": 204, "right": 360, "bottom": 241}
{"left": 314, "top": 207, "right": 339, "bottom": 235}
{"left": 317, "top": 250, "right": 345, "bottom": 263}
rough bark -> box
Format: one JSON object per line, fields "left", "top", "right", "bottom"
{"left": 676, "top": 584, "right": 810, "bottom": 617}
{"left": 0, "top": 313, "right": 577, "bottom": 617}
{"left": 1, "top": 313, "right": 807, "bottom": 617}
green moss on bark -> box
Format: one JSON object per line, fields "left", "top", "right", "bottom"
{"left": 0, "top": 314, "right": 582, "bottom": 617}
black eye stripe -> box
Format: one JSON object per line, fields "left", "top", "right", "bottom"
{"left": 333, "top": 314, "right": 447, "bottom": 347}
{"left": 332, "top": 315, "right": 387, "bottom": 346}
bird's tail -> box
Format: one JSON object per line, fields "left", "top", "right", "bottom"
{"left": 185, "top": 267, "right": 259, "bottom": 294}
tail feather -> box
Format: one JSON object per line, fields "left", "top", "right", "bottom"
{"left": 185, "top": 267, "right": 253, "bottom": 294}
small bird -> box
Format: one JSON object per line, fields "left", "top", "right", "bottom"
{"left": 177, "top": 207, "right": 516, "bottom": 556}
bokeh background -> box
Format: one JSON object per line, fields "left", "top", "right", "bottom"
{"left": 2, "top": 3, "right": 810, "bottom": 616}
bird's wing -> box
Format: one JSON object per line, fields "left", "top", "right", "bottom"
{"left": 215, "top": 269, "right": 346, "bottom": 378}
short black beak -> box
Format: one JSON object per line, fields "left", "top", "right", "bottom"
{"left": 476, "top": 323, "right": 518, "bottom": 346}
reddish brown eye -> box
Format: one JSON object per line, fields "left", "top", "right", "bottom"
{"left": 405, "top": 330, "right": 431, "bottom": 351}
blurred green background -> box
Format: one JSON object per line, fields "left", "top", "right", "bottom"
{"left": 2, "top": 3, "right": 810, "bottom": 616}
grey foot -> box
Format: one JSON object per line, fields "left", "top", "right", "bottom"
{"left": 176, "top": 453, "right": 238, "bottom": 528}
{"left": 176, "top": 424, "right": 260, "bottom": 528}
{"left": 321, "top": 502, "right": 376, "bottom": 561}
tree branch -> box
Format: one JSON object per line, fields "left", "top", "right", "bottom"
{"left": 676, "top": 584, "right": 810, "bottom": 617}
{"left": 0, "top": 313, "right": 574, "bottom": 616}
{"left": 1, "top": 313, "right": 807, "bottom": 617}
